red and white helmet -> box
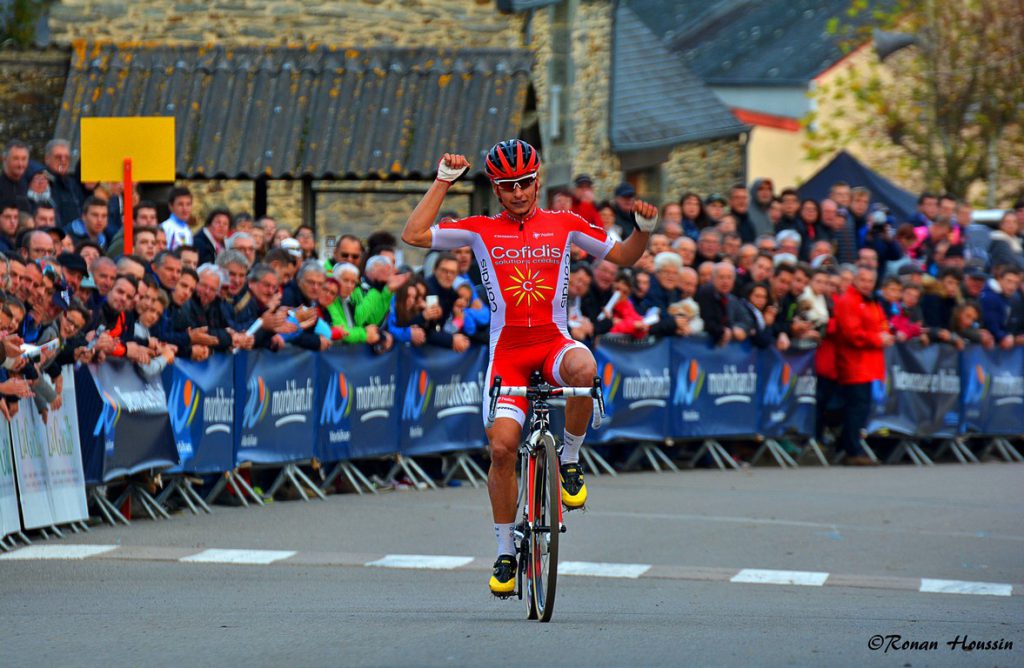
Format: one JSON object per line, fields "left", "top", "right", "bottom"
{"left": 484, "top": 139, "right": 540, "bottom": 181}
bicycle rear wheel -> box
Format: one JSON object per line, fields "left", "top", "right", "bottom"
{"left": 527, "top": 431, "right": 560, "bottom": 622}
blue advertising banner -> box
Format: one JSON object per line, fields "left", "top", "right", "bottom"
{"left": 758, "top": 348, "right": 818, "bottom": 438}
{"left": 868, "top": 342, "right": 961, "bottom": 437}
{"left": 670, "top": 338, "right": 760, "bottom": 438}
{"left": 592, "top": 337, "right": 671, "bottom": 443}
{"left": 399, "top": 345, "right": 487, "bottom": 455}
{"left": 88, "top": 360, "right": 178, "bottom": 482}
{"left": 163, "top": 355, "right": 235, "bottom": 474}
{"left": 235, "top": 349, "right": 316, "bottom": 465}
{"left": 960, "top": 345, "right": 1024, "bottom": 435}
{"left": 317, "top": 346, "right": 400, "bottom": 461}
{"left": 74, "top": 365, "right": 106, "bottom": 485}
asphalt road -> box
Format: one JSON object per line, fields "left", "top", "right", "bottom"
{"left": 2, "top": 464, "right": 1022, "bottom": 667}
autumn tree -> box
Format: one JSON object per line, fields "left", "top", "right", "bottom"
{"left": 804, "top": 0, "right": 1024, "bottom": 205}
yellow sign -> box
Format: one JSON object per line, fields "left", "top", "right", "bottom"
{"left": 80, "top": 117, "right": 176, "bottom": 182}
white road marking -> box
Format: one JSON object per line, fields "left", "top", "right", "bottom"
{"left": 3, "top": 544, "right": 1018, "bottom": 600}
{"left": 180, "top": 548, "right": 296, "bottom": 565}
{"left": 731, "top": 569, "right": 829, "bottom": 586}
{"left": 560, "top": 561, "right": 651, "bottom": 578}
{"left": 366, "top": 554, "right": 474, "bottom": 570}
{"left": 919, "top": 578, "right": 1013, "bottom": 597}
{"left": 0, "top": 545, "right": 118, "bottom": 560}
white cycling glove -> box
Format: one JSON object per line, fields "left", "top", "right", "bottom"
{"left": 437, "top": 158, "right": 468, "bottom": 183}
{"left": 635, "top": 209, "right": 658, "bottom": 233}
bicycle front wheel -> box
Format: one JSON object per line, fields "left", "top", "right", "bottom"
{"left": 528, "top": 431, "right": 560, "bottom": 622}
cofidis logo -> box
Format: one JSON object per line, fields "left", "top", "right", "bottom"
{"left": 321, "top": 372, "right": 353, "bottom": 425}
{"left": 241, "top": 376, "right": 269, "bottom": 429}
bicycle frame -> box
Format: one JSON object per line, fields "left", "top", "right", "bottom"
{"left": 486, "top": 372, "right": 605, "bottom": 621}
{"left": 517, "top": 397, "right": 563, "bottom": 530}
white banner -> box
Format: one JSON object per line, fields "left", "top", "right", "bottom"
{"left": 11, "top": 397, "right": 54, "bottom": 530}
{"left": 10, "top": 367, "right": 88, "bottom": 530}
{"left": 0, "top": 421, "right": 20, "bottom": 539}
{"left": 42, "top": 369, "right": 88, "bottom": 524}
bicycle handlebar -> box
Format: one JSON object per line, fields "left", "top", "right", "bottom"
{"left": 485, "top": 376, "right": 606, "bottom": 429}
{"left": 493, "top": 386, "right": 598, "bottom": 398}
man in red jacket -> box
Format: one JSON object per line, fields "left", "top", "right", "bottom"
{"left": 834, "top": 266, "right": 895, "bottom": 465}
{"left": 570, "top": 174, "right": 602, "bottom": 228}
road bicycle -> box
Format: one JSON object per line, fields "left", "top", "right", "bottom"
{"left": 487, "top": 371, "right": 605, "bottom": 622}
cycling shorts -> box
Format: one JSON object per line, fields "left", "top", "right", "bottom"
{"left": 484, "top": 323, "right": 589, "bottom": 427}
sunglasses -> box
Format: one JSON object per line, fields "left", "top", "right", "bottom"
{"left": 494, "top": 174, "right": 537, "bottom": 192}
{"left": 336, "top": 252, "right": 360, "bottom": 260}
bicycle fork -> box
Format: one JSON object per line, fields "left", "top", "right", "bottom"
{"left": 514, "top": 427, "right": 566, "bottom": 601}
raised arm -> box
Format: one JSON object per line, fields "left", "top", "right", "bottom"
{"left": 605, "top": 199, "right": 657, "bottom": 267}
{"left": 401, "top": 153, "right": 470, "bottom": 248}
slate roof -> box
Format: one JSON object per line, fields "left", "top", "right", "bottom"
{"left": 626, "top": 0, "right": 881, "bottom": 86}
{"left": 496, "top": 0, "right": 560, "bottom": 11}
{"left": 54, "top": 41, "right": 533, "bottom": 180}
{"left": 611, "top": 3, "right": 747, "bottom": 152}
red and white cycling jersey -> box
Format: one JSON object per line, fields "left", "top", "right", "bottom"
{"left": 431, "top": 208, "right": 615, "bottom": 426}
{"left": 430, "top": 208, "right": 614, "bottom": 334}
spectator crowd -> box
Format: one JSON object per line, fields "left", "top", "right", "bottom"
{"left": 1, "top": 136, "right": 1022, "bottom": 465}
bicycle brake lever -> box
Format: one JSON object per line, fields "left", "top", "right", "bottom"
{"left": 486, "top": 376, "right": 502, "bottom": 428}
{"left": 591, "top": 376, "right": 605, "bottom": 429}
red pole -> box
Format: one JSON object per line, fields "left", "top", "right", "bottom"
{"left": 123, "top": 158, "right": 134, "bottom": 256}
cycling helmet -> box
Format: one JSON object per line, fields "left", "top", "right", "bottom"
{"left": 484, "top": 139, "right": 540, "bottom": 181}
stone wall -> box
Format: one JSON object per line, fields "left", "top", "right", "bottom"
{"left": 48, "top": 0, "right": 524, "bottom": 48}
{"left": 179, "top": 177, "right": 476, "bottom": 262}
{"left": 566, "top": 0, "right": 619, "bottom": 199}
{"left": 660, "top": 137, "right": 746, "bottom": 204}
{"left": 0, "top": 49, "right": 68, "bottom": 158}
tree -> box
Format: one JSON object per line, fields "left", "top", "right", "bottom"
{"left": 804, "top": 0, "right": 1024, "bottom": 204}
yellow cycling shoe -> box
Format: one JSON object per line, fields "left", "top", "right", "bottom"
{"left": 489, "top": 554, "right": 517, "bottom": 597}
{"left": 559, "top": 462, "right": 588, "bottom": 509}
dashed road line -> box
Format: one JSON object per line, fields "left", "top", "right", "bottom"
{"left": 731, "top": 569, "right": 829, "bottom": 587}
{"left": 367, "top": 554, "right": 474, "bottom": 570}
{"left": 0, "top": 545, "right": 118, "bottom": 560}
{"left": 2, "top": 544, "right": 1019, "bottom": 598}
{"left": 919, "top": 578, "right": 1013, "bottom": 597}
{"left": 180, "top": 548, "right": 297, "bottom": 565}
{"left": 560, "top": 561, "right": 651, "bottom": 578}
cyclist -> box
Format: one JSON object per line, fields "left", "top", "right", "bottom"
{"left": 402, "top": 141, "right": 656, "bottom": 597}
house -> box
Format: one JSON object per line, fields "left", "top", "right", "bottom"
{"left": 3, "top": 0, "right": 759, "bottom": 245}
{"left": 631, "top": 0, "right": 884, "bottom": 187}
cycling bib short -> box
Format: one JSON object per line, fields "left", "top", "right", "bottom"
{"left": 431, "top": 208, "right": 614, "bottom": 425}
